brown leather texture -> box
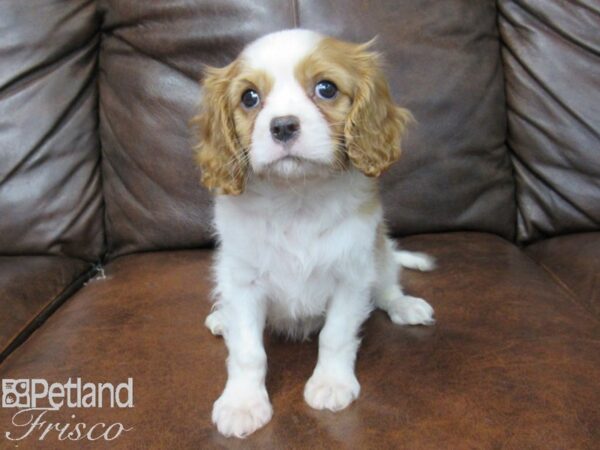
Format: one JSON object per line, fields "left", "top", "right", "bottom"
{"left": 527, "top": 232, "right": 600, "bottom": 318}
{"left": 98, "top": 0, "right": 297, "bottom": 258}
{"left": 1, "top": 1, "right": 599, "bottom": 448}
{"left": 0, "top": 0, "right": 104, "bottom": 261}
{"left": 0, "top": 256, "right": 90, "bottom": 357}
{"left": 1, "top": 234, "right": 598, "bottom": 449}
{"left": 99, "top": 0, "right": 515, "bottom": 259}
{"left": 298, "top": 0, "right": 516, "bottom": 241}
{"left": 498, "top": 0, "right": 600, "bottom": 243}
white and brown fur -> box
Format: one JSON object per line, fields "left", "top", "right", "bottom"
{"left": 193, "top": 29, "right": 435, "bottom": 438}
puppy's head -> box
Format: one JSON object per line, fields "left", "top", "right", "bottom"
{"left": 193, "top": 29, "right": 412, "bottom": 195}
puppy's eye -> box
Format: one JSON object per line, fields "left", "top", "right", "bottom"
{"left": 315, "top": 80, "right": 338, "bottom": 100}
{"left": 241, "top": 89, "right": 260, "bottom": 109}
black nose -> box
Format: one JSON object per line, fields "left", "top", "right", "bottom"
{"left": 270, "top": 115, "right": 300, "bottom": 143}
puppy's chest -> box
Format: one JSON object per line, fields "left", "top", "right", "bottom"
{"left": 251, "top": 214, "right": 342, "bottom": 287}
{"left": 252, "top": 216, "right": 344, "bottom": 321}
{"left": 216, "top": 178, "right": 380, "bottom": 311}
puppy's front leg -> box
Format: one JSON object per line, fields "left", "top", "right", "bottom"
{"left": 212, "top": 287, "right": 272, "bottom": 438}
{"left": 304, "top": 283, "right": 372, "bottom": 411}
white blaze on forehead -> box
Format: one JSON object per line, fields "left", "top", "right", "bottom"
{"left": 242, "top": 29, "right": 334, "bottom": 176}
{"left": 241, "top": 29, "right": 323, "bottom": 75}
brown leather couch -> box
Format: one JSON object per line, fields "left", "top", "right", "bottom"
{"left": 1, "top": 1, "right": 599, "bottom": 448}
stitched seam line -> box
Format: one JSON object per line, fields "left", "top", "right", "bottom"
{"left": 0, "top": 265, "right": 98, "bottom": 364}
{"left": 496, "top": 0, "right": 519, "bottom": 243}
{"left": 525, "top": 253, "right": 600, "bottom": 324}
{"left": 291, "top": 0, "right": 299, "bottom": 27}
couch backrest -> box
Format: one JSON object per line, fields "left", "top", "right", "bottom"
{"left": 3, "top": 1, "right": 597, "bottom": 262}
{"left": 0, "top": 0, "right": 104, "bottom": 262}
{"left": 98, "top": 0, "right": 515, "bottom": 259}
{"left": 97, "top": 0, "right": 292, "bottom": 258}
{"left": 499, "top": 0, "right": 600, "bottom": 243}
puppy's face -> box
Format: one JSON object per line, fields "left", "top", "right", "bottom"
{"left": 194, "top": 29, "right": 411, "bottom": 195}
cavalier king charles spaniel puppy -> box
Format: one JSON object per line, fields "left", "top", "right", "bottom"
{"left": 193, "top": 29, "right": 435, "bottom": 438}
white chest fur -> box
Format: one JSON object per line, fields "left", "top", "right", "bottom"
{"left": 213, "top": 170, "right": 381, "bottom": 336}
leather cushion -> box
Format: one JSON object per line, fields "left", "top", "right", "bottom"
{"left": 498, "top": 0, "right": 600, "bottom": 243}
{"left": 298, "top": 0, "right": 516, "bottom": 241}
{"left": 98, "top": 0, "right": 297, "bottom": 258}
{"left": 0, "top": 256, "right": 90, "bottom": 357}
{"left": 527, "top": 232, "right": 600, "bottom": 318}
{"left": 99, "top": 0, "right": 516, "bottom": 258}
{"left": 1, "top": 233, "right": 598, "bottom": 448}
{"left": 0, "top": 0, "right": 104, "bottom": 261}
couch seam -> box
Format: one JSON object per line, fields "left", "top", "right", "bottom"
{"left": 291, "top": 0, "right": 299, "bottom": 27}
{"left": 95, "top": 0, "right": 110, "bottom": 265}
{"left": 495, "top": 0, "right": 520, "bottom": 244}
{"left": 524, "top": 253, "right": 600, "bottom": 324}
{"left": 0, "top": 265, "right": 99, "bottom": 365}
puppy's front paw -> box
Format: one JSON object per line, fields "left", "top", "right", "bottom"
{"left": 212, "top": 385, "right": 272, "bottom": 438}
{"left": 389, "top": 295, "right": 435, "bottom": 326}
{"left": 304, "top": 370, "right": 360, "bottom": 412}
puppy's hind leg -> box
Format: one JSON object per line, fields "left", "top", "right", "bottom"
{"left": 374, "top": 235, "right": 435, "bottom": 326}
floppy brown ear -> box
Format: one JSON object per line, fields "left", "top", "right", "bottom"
{"left": 192, "top": 62, "right": 246, "bottom": 195}
{"left": 344, "top": 43, "right": 412, "bottom": 177}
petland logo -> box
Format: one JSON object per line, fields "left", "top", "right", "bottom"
{"left": 2, "top": 378, "right": 133, "bottom": 442}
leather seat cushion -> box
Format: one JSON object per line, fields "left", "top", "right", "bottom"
{"left": 0, "top": 256, "right": 91, "bottom": 359}
{"left": 527, "top": 232, "right": 600, "bottom": 318}
{"left": 1, "top": 233, "right": 598, "bottom": 448}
